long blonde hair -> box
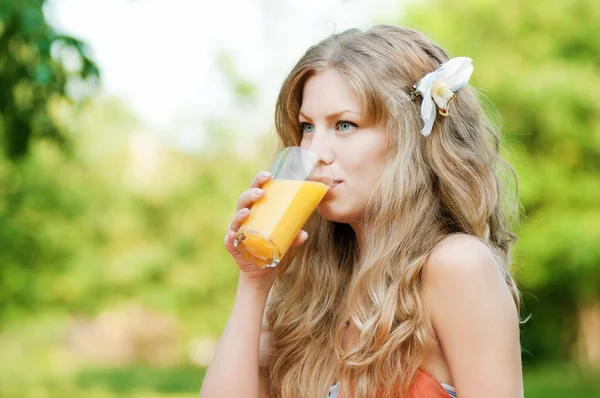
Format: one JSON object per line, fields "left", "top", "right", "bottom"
{"left": 264, "top": 25, "right": 521, "bottom": 398}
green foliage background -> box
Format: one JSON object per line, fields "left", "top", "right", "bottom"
{"left": 1, "top": 0, "right": 599, "bottom": 396}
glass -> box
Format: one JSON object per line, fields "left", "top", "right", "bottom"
{"left": 234, "top": 146, "right": 334, "bottom": 268}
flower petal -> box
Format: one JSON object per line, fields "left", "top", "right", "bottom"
{"left": 415, "top": 71, "right": 436, "bottom": 96}
{"left": 421, "top": 88, "right": 433, "bottom": 118}
{"left": 431, "top": 83, "right": 455, "bottom": 116}
{"left": 420, "top": 93, "right": 437, "bottom": 136}
{"left": 437, "top": 57, "right": 473, "bottom": 91}
{"left": 447, "top": 63, "right": 473, "bottom": 92}
{"left": 436, "top": 57, "right": 471, "bottom": 80}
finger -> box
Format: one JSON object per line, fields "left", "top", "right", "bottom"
{"left": 229, "top": 208, "right": 251, "bottom": 233}
{"left": 249, "top": 171, "right": 272, "bottom": 189}
{"left": 236, "top": 187, "right": 265, "bottom": 211}
{"left": 242, "top": 252, "right": 271, "bottom": 268}
{"left": 290, "top": 230, "right": 308, "bottom": 247}
{"left": 224, "top": 230, "right": 238, "bottom": 252}
{"left": 224, "top": 231, "right": 272, "bottom": 268}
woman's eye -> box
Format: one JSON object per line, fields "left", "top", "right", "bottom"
{"left": 301, "top": 122, "right": 315, "bottom": 133}
{"left": 337, "top": 121, "right": 357, "bottom": 132}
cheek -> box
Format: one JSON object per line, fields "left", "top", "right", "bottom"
{"left": 350, "top": 160, "right": 383, "bottom": 191}
{"left": 343, "top": 138, "right": 387, "bottom": 178}
{"left": 299, "top": 137, "right": 308, "bottom": 149}
{"left": 366, "top": 148, "right": 387, "bottom": 183}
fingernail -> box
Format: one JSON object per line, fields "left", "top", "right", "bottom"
{"left": 262, "top": 171, "right": 271, "bottom": 178}
{"left": 253, "top": 188, "right": 264, "bottom": 195}
{"left": 240, "top": 208, "right": 250, "bottom": 214}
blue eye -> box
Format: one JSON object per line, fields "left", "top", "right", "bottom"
{"left": 337, "top": 121, "right": 357, "bottom": 132}
{"left": 301, "top": 122, "right": 315, "bottom": 134}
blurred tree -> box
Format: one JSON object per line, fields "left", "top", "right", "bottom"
{"left": 0, "top": 0, "right": 100, "bottom": 323}
{"left": 402, "top": 0, "right": 600, "bottom": 364}
{"left": 0, "top": 0, "right": 99, "bottom": 160}
{"left": 0, "top": 92, "right": 261, "bottom": 331}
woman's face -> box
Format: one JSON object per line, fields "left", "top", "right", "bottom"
{"left": 299, "top": 69, "right": 388, "bottom": 225}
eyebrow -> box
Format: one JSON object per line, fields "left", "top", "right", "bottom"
{"left": 299, "top": 110, "right": 361, "bottom": 122}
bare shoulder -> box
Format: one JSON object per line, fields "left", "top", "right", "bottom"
{"left": 421, "top": 232, "right": 518, "bottom": 334}
{"left": 421, "top": 236, "right": 523, "bottom": 397}
{"left": 422, "top": 233, "right": 503, "bottom": 288}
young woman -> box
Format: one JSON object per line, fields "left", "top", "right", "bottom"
{"left": 200, "top": 25, "right": 524, "bottom": 398}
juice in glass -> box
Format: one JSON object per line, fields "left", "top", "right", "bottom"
{"left": 234, "top": 147, "right": 333, "bottom": 268}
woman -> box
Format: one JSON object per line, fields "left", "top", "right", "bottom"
{"left": 200, "top": 25, "right": 524, "bottom": 398}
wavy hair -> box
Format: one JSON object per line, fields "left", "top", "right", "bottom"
{"left": 264, "top": 25, "right": 521, "bottom": 398}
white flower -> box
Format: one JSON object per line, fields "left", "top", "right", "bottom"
{"left": 414, "top": 57, "right": 474, "bottom": 136}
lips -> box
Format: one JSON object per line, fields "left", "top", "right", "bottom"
{"left": 330, "top": 180, "right": 343, "bottom": 189}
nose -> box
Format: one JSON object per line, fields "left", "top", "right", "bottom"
{"left": 305, "top": 128, "right": 335, "bottom": 185}
{"left": 306, "top": 127, "right": 334, "bottom": 165}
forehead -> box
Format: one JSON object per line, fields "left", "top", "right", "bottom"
{"left": 300, "top": 70, "right": 362, "bottom": 116}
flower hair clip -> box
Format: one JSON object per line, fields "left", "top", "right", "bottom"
{"left": 410, "top": 57, "right": 474, "bottom": 136}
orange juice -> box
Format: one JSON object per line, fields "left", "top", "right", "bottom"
{"left": 235, "top": 179, "right": 329, "bottom": 267}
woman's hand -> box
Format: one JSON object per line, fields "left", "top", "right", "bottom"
{"left": 224, "top": 171, "right": 308, "bottom": 289}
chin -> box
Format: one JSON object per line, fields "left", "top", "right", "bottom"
{"left": 316, "top": 201, "right": 358, "bottom": 224}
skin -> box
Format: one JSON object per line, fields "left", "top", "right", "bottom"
{"left": 200, "top": 69, "right": 523, "bottom": 398}
{"left": 298, "top": 69, "right": 388, "bottom": 246}
{"left": 421, "top": 234, "right": 524, "bottom": 397}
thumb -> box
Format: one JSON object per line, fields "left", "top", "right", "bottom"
{"left": 290, "top": 230, "right": 308, "bottom": 247}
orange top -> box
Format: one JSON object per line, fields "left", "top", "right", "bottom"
{"left": 338, "top": 368, "right": 454, "bottom": 398}
{"left": 402, "top": 369, "right": 454, "bottom": 398}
